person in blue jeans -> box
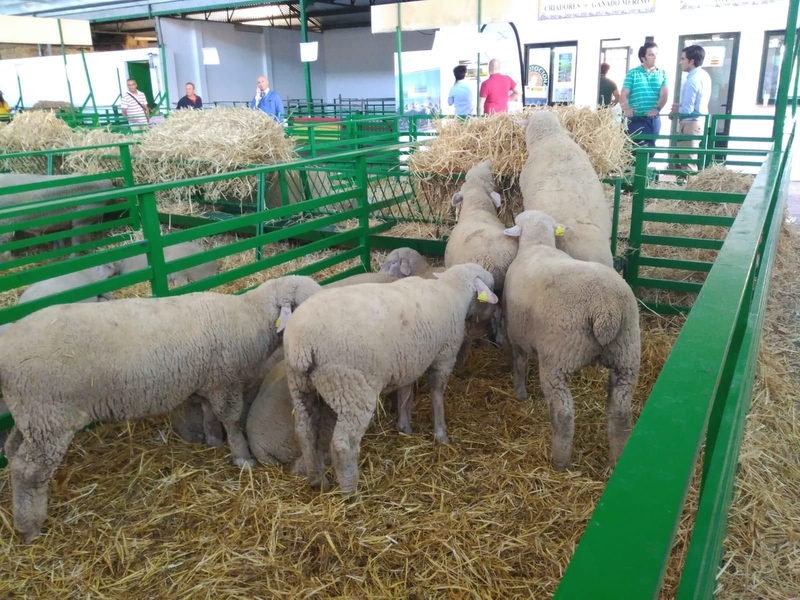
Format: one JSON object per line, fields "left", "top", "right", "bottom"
{"left": 620, "top": 42, "right": 669, "bottom": 148}
{"left": 250, "top": 75, "right": 284, "bottom": 123}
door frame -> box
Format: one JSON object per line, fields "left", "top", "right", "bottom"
{"left": 524, "top": 41, "right": 579, "bottom": 105}
{"left": 598, "top": 38, "right": 631, "bottom": 105}
{"left": 126, "top": 60, "right": 155, "bottom": 108}
{"left": 675, "top": 32, "right": 741, "bottom": 150}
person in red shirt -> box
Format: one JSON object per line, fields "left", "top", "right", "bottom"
{"left": 479, "top": 58, "right": 521, "bottom": 115}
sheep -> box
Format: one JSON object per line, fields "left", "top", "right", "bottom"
{"left": 113, "top": 241, "right": 219, "bottom": 287}
{"left": 18, "top": 263, "right": 116, "bottom": 305}
{"left": 379, "top": 247, "right": 444, "bottom": 279}
{"left": 0, "top": 274, "right": 321, "bottom": 542}
{"left": 502, "top": 209, "right": 640, "bottom": 471}
{"left": 0, "top": 174, "right": 123, "bottom": 262}
{"left": 246, "top": 357, "right": 336, "bottom": 472}
{"left": 325, "top": 271, "right": 398, "bottom": 288}
{"left": 444, "top": 158, "right": 519, "bottom": 361}
{"left": 518, "top": 111, "right": 614, "bottom": 268}
{"left": 169, "top": 348, "right": 285, "bottom": 446}
{"left": 283, "top": 262, "right": 498, "bottom": 494}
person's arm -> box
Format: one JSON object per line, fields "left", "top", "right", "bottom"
{"left": 478, "top": 81, "right": 487, "bottom": 115}
{"left": 276, "top": 95, "right": 285, "bottom": 122}
{"left": 196, "top": 96, "right": 203, "bottom": 110}
{"left": 647, "top": 84, "right": 668, "bottom": 118}
{"left": 611, "top": 87, "right": 621, "bottom": 107}
{"left": 509, "top": 80, "right": 521, "bottom": 102}
{"left": 619, "top": 72, "right": 634, "bottom": 117}
{"left": 447, "top": 86, "right": 455, "bottom": 106}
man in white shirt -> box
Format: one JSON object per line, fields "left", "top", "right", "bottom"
{"left": 121, "top": 78, "right": 150, "bottom": 130}
{"left": 671, "top": 45, "right": 712, "bottom": 171}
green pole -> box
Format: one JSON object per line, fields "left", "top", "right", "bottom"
{"left": 57, "top": 19, "right": 76, "bottom": 115}
{"left": 16, "top": 72, "right": 23, "bottom": 110}
{"left": 160, "top": 44, "right": 170, "bottom": 113}
{"left": 81, "top": 50, "right": 98, "bottom": 125}
{"left": 396, "top": 2, "right": 404, "bottom": 117}
{"left": 300, "top": 0, "right": 313, "bottom": 114}
{"left": 477, "top": 0, "right": 482, "bottom": 114}
{"left": 773, "top": 0, "right": 799, "bottom": 151}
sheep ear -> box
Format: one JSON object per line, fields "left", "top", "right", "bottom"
{"left": 504, "top": 225, "right": 522, "bottom": 237}
{"left": 451, "top": 192, "right": 464, "bottom": 207}
{"left": 474, "top": 278, "right": 498, "bottom": 304}
{"left": 490, "top": 191, "right": 502, "bottom": 208}
{"left": 94, "top": 263, "right": 116, "bottom": 279}
{"left": 275, "top": 304, "right": 292, "bottom": 333}
{"left": 400, "top": 258, "right": 411, "bottom": 276}
{"left": 554, "top": 224, "right": 572, "bottom": 237}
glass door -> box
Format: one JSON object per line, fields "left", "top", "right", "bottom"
{"left": 675, "top": 32, "right": 740, "bottom": 149}
{"left": 524, "top": 42, "right": 578, "bottom": 106}
{"left": 599, "top": 41, "right": 630, "bottom": 104}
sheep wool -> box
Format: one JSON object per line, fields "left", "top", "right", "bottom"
{"left": 283, "top": 263, "right": 498, "bottom": 494}
{"left": 379, "top": 247, "right": 444, "bottom": 279}
{"left": 503, "top": 210, "right": 640, "bottom": 471}
{"left": 18, "top": 263, "right": 116, "bottom": 305}
{"left": 114, "top": 241, "right": 219, "bottom": 288}
{"left": 518, "top": 111, "right": 613, "bottom": 267}
{"left": 0, "top": 274, "right": 321, "bottom": 542}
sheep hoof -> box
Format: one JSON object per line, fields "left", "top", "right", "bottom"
{"left": 234, "top": 457, "right": 256, "bottom": 469}
{"left": 310, "top": 476, "right": 332, "bottom": 492}
{"left": 396, "top": 422, "right": 413, "bottom": 435}
{"left": 205, "top": 434, "right": 224, "bottom": 448}
{"left": 434, "top": 431, "right": 450, "bottom": 445}
{"left": 21, "top": 529, "right": 41, "bottom": 544}
{"left": 552, "top": 461, "right": 570, "bottom": 472}
{"left": 514, "top": 388, "right": 528, "bottom": 401}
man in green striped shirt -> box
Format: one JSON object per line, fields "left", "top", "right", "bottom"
{"left": 620, "top": 42, "right": 669, "bottom": 148}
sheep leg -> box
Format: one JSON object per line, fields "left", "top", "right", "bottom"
{"left": 199, "top": 399, "right": 225, "bottom": 447}
{"left": 454, "top": 335, "right": 472, "bottom": 372}
{"left": 287, "top": 371, "right": 330, "bottom": 491}
{"left": 7, "top": 427, "right": 74, "bottom": 543}
{"left": 427, "top": 362, "right": 455, "bottom": 444}
{"left": 606, "top": 368, "right": 635, "bottom": 468}
{"left": 539, "top": 364, "right": 575, "bottom": 471}
{"left": 511, "top": 344, "right": 529, "bottom": 400}
{"left": 329, "top": 401, "right": 375, "bottom": 495}
{"left": 395, "top": 384, "right": 415, "bottom": 435}
{"left": 203, "top": 389, "right": 254, "bottom": 468}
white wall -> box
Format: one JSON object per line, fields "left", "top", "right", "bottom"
{"left": 322, "top": 28, "right": 434, "bottom": 101}
{"left": 0, "top": 48, "right": 161, "bottom": 108}
{"left": 267, "top": 27, "right": 326, "bottom": 102}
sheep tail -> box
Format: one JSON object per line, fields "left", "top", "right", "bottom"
{"left": 591, "top": 304, "right": 623, "bottom": 347}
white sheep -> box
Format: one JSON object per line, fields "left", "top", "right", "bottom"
{"left": 502, "top": 210, "right": 640, "bottom": 470}
{"left": 445, "top": 158, "right": 519, "bottom": 361}
{"left": 113, "top": 241, "right": 218, "bottom": 287}
{"left": 283, "top": 263, "right": 498, "bottom": 494}
{"left": 518, "top": 111, "right": 613, "bottom": 267}
{"left": 324, "top": 271, "right": 398, "bottom": 288}
{"left": 379, "top": 247, "right": 444, "bottom": 279}
{"left": 0, "top": 274, "right": 321, "bottom": 542}
{"left": 18, "top": 263, "right": 116, "bottom": 305}
{"left": 0, "top": 174, "right": 122, "bottom": 261}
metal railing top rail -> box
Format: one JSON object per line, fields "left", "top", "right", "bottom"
{"left": 553, "top": 121, "right": 794, "bottom": 599}
{"left": 0, "top": 141, "right": 137, "bottom": 160}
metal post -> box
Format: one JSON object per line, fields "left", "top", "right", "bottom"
{"left": 773, "top": 0, "right": 799, "bottom": 150}
{"left": 139, "top": 192, "right": 170, "bottom": 297}
{"left": 15, "top": 73, "right": 23, "bottom": 110}
{"left": 159, "top": 43, "right": 170, "bottom": 113}
{"left": 80, "top": 50, "right": 98, "bottom": 126}
{"left": 57, "top": 19, "right": 76, "bottom": 114}
{"left": 396, "top": 2, "right": 404, "bottom": 117}
{"left": 300, "top": 0, "right": 314, "bottom": 114}
{"left": 255, "top": 172, "right": 266, "bottom": 261}
{"left": 356, "top": 154, "right": 370, "bottom": 272}
{"left": 476, "top": 0, "right": 482, "bottom": 114}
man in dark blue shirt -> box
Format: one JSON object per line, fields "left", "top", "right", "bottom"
{"left": 250, "top": 75, "right": 284, "bottom": 123}
{"left": 176, "top": 82, "right": 203, "bottom": 110}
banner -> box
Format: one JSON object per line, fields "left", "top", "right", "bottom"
{"left": 681, "top": 0, "right": 785, "bottom": 8}
{"left": 538, "top": 0, "right": 656, "bottom": 20}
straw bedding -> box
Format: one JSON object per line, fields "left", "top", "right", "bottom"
{"left": 0, "top": 111, "right": 76, "bottom": 174}
{"left": 0, "top": 221, "right": 796, "bottom": 599}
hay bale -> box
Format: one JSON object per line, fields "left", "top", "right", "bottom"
{"left": 30, "top": 100, "right": 74, "bottom": 112}
{"left": 0, "top": 111, "right": 76, "bottom": 174}
{"left": 133, "top": 108, "right": 297, "bottom": 212}
{"left": 63, "top": 129, "right": 137, "bottom": 178}
{"left": 685, "top": 163, "right": 754, "bottom": 195}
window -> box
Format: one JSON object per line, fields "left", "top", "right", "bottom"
{"left": 524, "top": 42, "right": 578, "bottom": 105}
{"left": 757, "top": 29, "right": 799, "bottom": 106}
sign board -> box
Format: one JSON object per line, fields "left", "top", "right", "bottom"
{"left": 202, "top": 47, "right": 220, "bottom": 65}
{"left": 538, "top": 0, "right": 656, "bottom": 20}
{"left": 372, "top": 0, "right": 525, "bottom": 33}
{"left": 705, "top": 45, "right": 726, "bottom": 67}
{"left": 681, "top": 0, "right": 784, "bottom": 8}
{"left": 0, "top": 16, "right": 92, "bottom": 46}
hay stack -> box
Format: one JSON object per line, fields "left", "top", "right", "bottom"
{"left": 0, "top": 111, "right": 75, "bottom": 174}
{"left": 30, "top": 100, "right": 74, "bottom": 112}
{"left": 133, "top": 108, "right": 298, "bottom": 212}
{"left": 408, "top": 106, "right": 633, "bottom": 224}
{"left": 62, "top": 128, "right": 137, "bottom": 179}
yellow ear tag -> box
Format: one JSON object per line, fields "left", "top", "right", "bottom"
{"left": 555, "top": 225, "right": 566, "bottom": 237}
{"left": 477, "top": 290, "right": 488, "bottom": 303}
{"left": 275, "top": 317, "right": 281, "bottom": 328}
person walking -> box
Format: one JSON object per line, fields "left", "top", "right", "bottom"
{"left": 619, "top": 42, "right": 669, "bottom": 148}
{"left": 447, "top": 65, "right": 474, "bottom": 117}
{"left": 250, "top": 75, "right": 284, "bottom": 123}
{"left": 671, "top": 45, "right": 712, "bottom": 171}
{"left": 121, "top": 78, "right": 150, "bottom": 130}
{"left": 478, "top": 59, "right": 521, "bottom": 115}
{"left": 597, "top": 63, "right": 620, "bottom": 107}
{"left": 176, "top": 82, "right": 203, "bottom": 110}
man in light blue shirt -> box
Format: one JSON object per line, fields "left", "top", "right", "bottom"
{"left": 447, "top": 65, "right": 474, "bottom": 117}
{"left": 250, "top": 74, "right": 284, "bottom": 123}
{"left": 671, "top": 45, "right": 711, "bottom": 171}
